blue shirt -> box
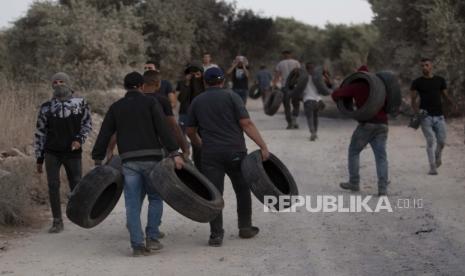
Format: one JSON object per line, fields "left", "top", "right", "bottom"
{"left": 256, "top": 69, "right": 272, "bottom": 90}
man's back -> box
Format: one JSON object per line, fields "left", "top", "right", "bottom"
{"left": 92, "top": 90, "right": 178, "bottom": 161}
{"left": 256, "top": 69, "right": 272, "bottom": 89}
{"left": 188, "top": 88, "right": 249, "bottom": 153}
{"left": 276, "top": 59, "right": 301, "bottom": 85}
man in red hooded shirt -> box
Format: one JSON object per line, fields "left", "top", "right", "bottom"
{"left": 331, "top": 65, "right": 389, "bottom": 196}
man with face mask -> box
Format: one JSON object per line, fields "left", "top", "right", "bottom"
{"left": 176, "top": 63, "right": 205, "bottom": 169}
{"left": 34, "top": 72, "right": 92, "bottom": 233}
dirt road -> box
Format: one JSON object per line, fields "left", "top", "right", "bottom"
{"left": 1, "top": 100, "right": 465, "bottom": 275}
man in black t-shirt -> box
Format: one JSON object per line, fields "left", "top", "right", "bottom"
{"left": 144, "top": 60, "right": 176, "bottom": 108}
{"left": 411, "top": 58, "right": 454, "bottom": 175}
{"left": 186, "top": 67, "right": 269, "bottom": 247}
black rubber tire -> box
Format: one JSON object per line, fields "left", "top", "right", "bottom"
{"left": 150, "top": 158, "right": 224, "bottom": 223}
{"left": 336, "top": 72, "right": 386, "bottom": 121}
{"left": 264, "top": 89, "right": 283, "bottom": 116}
{"left": 312, "top": 66, "right": 333, "bottom": 96}
{"left": 285, "top": 68, "right": 309, "bottom": 99}
{"left": 376, "top": 71, "right": 402, "bottom": 116}
{"left": 241, "top": 150, "right": 299, "bottom": 210}
{"left": 248, "top": 84, "right": 261, "bottom": 99}
{"left": 66, "top": 165, "right": 123, "bottom": 228}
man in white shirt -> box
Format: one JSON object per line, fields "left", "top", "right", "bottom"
{"left": 303, "top": 63, "right": 330, "bottom": 141}
{"left": 202, "top": 53, "right": 219, "bottom": 72}
{"left": 273, "top": 50, "right": 301, "bottom": 129}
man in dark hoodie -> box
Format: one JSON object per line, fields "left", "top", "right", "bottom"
{"left": 331, "top": 66, "right": 389, "bottom": 196}
{"left": 35, "top": 72, "right": 92, "bottom": 233}
{"left": 92, "top": 72, "right": 184, "bottom": 256}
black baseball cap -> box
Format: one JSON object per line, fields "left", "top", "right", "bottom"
{"left": 124, "top": 71, "right": 144, "bottom": 89}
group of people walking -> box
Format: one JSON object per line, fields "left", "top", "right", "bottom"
{"left": 34, "top": 51, "right": 455, "bottom": 256}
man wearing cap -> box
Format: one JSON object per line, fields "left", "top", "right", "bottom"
{"left": 92, "top": 72, "right": 184, "bottom": 256}
{"left": 35, "top": 72, "right": 92, "bottom": 233}
{"left": 144, "top": 60, "right": 176, "bottom": 108}
{"left": 187, "top": 67, "right": 270, "bottom": 247}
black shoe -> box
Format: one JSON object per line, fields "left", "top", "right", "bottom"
{"left": 378, "top": 187, "right": 388, "bottom": 197}
{"left": 208, "top": 234, "right": 223, "bottom": 247}
{"left": 239, "top": 226, "right": 260, "bottom": 239}
{"left": 286, "top": 123, "right": 293, "bottom": 130}
{"left": 428, "top": 167, "right": 438, "bottom": 175}
{"left": 310, "top": 134, "right": 317, "bottom": 141}
{"left": 339, "top": 182, "right": 360, "bottom": 192}
{"left": 132, "top": 246, "right": 153, "bottom": 257}
{"left": 146, "top": 238, "right": 163, "bottom": 251}
{"left": 48, "top": 219, "right": 64, "bottom": 233}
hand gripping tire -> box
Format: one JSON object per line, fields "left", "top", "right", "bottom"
{"left": 150, "top": 158, "right": 224, "bottom": 223}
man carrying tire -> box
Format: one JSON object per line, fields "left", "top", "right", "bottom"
{"left": 302, "top": 62, "right": 332, "bottom": 141}
{"left": 273, "top": 50, "right": 301, "bottom": 129}
{"left": 255, "top": 65, "right": 273, "bottom": 102}
{"left": 331, "top": 66, "right": 389, "bottom": 196}
{"left": 35, "top": 72, "right": 92, "bottom": 233}
{"left": 92, "top": 72, "right": 184, "bottom": 256}
{"left": 186, "top": 67, "right": 270, "bottom": 247}
{"left": 410, "top": 58, "right": 454, "bottom": 175}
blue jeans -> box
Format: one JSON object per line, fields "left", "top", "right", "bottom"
{"left": 348, "top": 123, "right": 389, "bottom": 188}
{"left": 420, "top": 115, "right": 447, "bottom": 168}
{"left": 233, "top": 89, "right": 248, "bottom": 105}
{"left": 122, "top": 161, "right": 162, "bottom": 249}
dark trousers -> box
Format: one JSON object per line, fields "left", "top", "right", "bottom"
{"left": 304, "top": 100, "right": 319, "bottom": 135}
{"left": 201, "top": 151, "right": 252, "bottom": 236}
{"left": 45, "top": 153, "right": 82, "bottom": 220}
{"left": 283, "top": 88, "right": 300, "bottom": 124}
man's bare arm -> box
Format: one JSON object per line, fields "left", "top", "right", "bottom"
{"left": 410, "top": 90, "right": 420, "bottom": 113}
{"left": 239, "top": 118, "right": 269, "bottom": 160}
{"left": 186, "top": 127, "right": 202, "bottom": 147}
{"left": 166, "top": 116, "right": 190, "bottom": 157}
{"left": 168, "top": 93, "right": 177, "bottom": 109}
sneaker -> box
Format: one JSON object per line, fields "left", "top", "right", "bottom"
{"left": 146, "top": 238, "right": 163, "bottom": 251}
{"left": 208, "top": 233, "right": 224, "bottom": 247}
{"left": 339, "top": 182, "right": 360, "bottom": 192}
{"left": 378, "top": 187, "right": 388, "bottom": 197}
{"left": 48, "top": 219, "right": 64, "bottom": 234}
{"left": 428, "top": 167, "right": 438, "bottom": 175}
{"left": 435, "top": 157, "right": 442, "bottom": 168}
{"left": 310, "top": 134, "right": 317, "bottom": 141}
{"left": 132, "top": 246, "right": 153, "bottom": 257}
{"left": 239, "top": 226, "right": 260, "bottom": 239}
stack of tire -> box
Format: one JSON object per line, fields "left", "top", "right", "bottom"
{"left": 336, "top": 71, "right": 401, "bottom": 121}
